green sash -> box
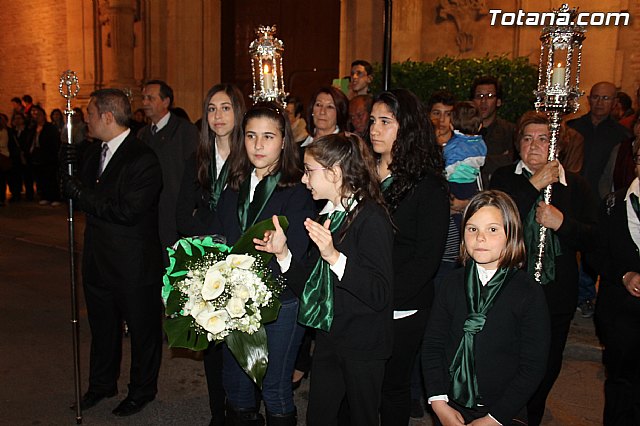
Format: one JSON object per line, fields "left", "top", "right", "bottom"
{"left": 521, "top": 169, "right": 561, "bottom": 285}
{"left": 237, "top": 171, "right": 281, "bottom": 233}
{"left": 449, "top": 261, "right": 516, "bottom": 408}
{"left": 209, "top": 158, "right": 229, "bottom": 211}
{"left": 380, "top": 175, "right": 394, "bottom": 193}
{"left": 297, "top": 208, "right": 348, "bottom": 331}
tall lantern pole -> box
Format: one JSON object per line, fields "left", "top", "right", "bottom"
{"left": 59, "top": 70, "right": 83, "bottom": 424}
{"left": 533, "top": 4, "right": 586, "bottom": 283}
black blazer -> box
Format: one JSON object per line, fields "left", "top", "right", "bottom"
{"left": 176, "top": 153, "right": 217, "bottom": 237}
{"left": 285, "top": 201, "right": 395, "bottom": 360}
{"left": 138, "top": 114, "right": 198, "bottom": 250}
{"left": 422, "top": 268, "right": 550, "bottom": 424}
{"left": 78, "top": 130, "right": 164, "bottom": 289}
{"left": 593, "top": 189, "right": 640, "bottom": 321}
{"left": 212, "top": 182, "right": 316, "bottom": 301}
{"left": 490, "top": 164, "right": 598, "bottom": 315}
{"left": 390, "top": 173, "right": 449, "bottom": 310}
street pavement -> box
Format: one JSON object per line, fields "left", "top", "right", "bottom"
{"left": 0, "top": 201, "right": 604, "bottom": 425}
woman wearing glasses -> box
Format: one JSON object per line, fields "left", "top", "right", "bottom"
{"left": 490, "top": 111, "right": 598, "bottom": 425}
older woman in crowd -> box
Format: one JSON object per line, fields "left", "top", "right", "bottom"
{"left": 490, "top": 111, "right": 598, "bottom": 425}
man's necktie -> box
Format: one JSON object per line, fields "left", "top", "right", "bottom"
{"left": 98, "top": 142, "right": 109, "bottom": 176}
{"left": 151, "top": 124, "right": 158, "bottom": 135}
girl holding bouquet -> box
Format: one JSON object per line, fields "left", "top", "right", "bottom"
{"left": 254, "top": 132, "right": 395, "bottom": 426}
{"left": 212, "top": 101, "right": 315, "bottom": 425}
{"left": 422, "top": 190, "right": 550, "bottom": 425}
{"left": 175, "top": 83, "right": 245, "bottom": 426}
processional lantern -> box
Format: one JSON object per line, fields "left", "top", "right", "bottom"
{"left": 533, "top": 3, "right": 586, "bottom": 283}
{"left": 249, "top": 25, "right": 288, "bottom": 105}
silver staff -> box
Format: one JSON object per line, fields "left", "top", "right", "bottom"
{"left": 59, "top": 70, "right": 83, "bottom": 424}
{"left": 533, "top": 4, "right": 585, "bottom": 282}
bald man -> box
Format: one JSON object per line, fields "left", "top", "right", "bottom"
{"left": 567, "top": 81, "right": 631, "bottom": 199}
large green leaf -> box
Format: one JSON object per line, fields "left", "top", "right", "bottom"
{"left": 164, "top": 316, "right": 210, "bottom": 351}
{"left": 232, "top": 216, "right": 289, "bottom": 264}
{"left": 260, "top": 300, "right": 281, "bottom": 324}
{"left": 165, "top": 290, "right": 183, "bottom": 316}
{"left": 225, "top": 327, "right": 269, "bottom": 388}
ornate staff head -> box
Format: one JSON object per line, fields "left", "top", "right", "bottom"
{"left": 535, "top": 4, "right": 586, "bottom": 115}
{"left": 532, "top": 4, "right": 586, "bottom": 283}
{"left": 58, "top": 70, "right": 80, "bottom": 145}
{"left": 249, "top": 25, "right": 288, "bottom": 105}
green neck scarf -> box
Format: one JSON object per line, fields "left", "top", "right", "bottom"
{"left": 449, "top": 261, "right": 516, "bottom": 408}
{"left": 521, "top": 168, "right": 562, "bottom": 285}
{"left": 630, "top": 193, "right": 640, "bottom": 221}
{"left": 209, "top": 156, "right": 229, "bottom": 211}
{"left": 237, "top": 171, "right": 281, "bottom": 233}
{"left": 380, "top": 175, "right": 394, "bottom": 193}
{"left": 297, "top": 206, "right": 349, "bottom": 331}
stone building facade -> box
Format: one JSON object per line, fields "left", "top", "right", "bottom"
{"left": 0, "top": 0, "right": 637, "bottom": 120}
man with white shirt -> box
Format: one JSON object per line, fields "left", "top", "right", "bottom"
{"left": 61, "top": 88, "right": 164, "bottom": 417}
{"left": 138, "top": 80, "right": 198, "bottom": 263}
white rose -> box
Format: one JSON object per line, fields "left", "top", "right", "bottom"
{"left": 225, "top": 297, "right": 246, "bottom": 318}
{"left": 233, "top": 284, "right": 252, "bottom": 302}
{"left": 202, "top": 268, "right": 225, "bottom": 300}
{"left": 226, "top": 254, "right": 255, "bottom": 270}
{"left": 195, "top": 306, "right": 229, "bottom": 335}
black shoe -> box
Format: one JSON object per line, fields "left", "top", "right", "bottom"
{"left": 112, "top": 396, "right": 154, "bottom": 417}
{"left": 266, "top": 410, "right": 297, "bottom": 426}
{"left": 70, "top": 390, "right": 117, "bottom": 411}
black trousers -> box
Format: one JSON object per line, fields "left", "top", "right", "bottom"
{"left": 307, "top": 334, "right": 386, "bottom": 426}
{"left": 83, "top": 255, "right": 163, "bottom": 401}
{"left": 596, "top": 282, "right": 640, "bottom": 426}
{"left": 204, "top": 342, "right": 226, "bottom": 421}
{"left": 380, "top": 309, "right": 430, "bottom": 426}
{"left": 526, "top": 310, "right": 573, "bottom": 425}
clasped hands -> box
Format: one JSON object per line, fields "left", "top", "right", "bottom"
{"left": 254, "top": 215, "right": 340, "bottom": 265}
{"left": 431, "top": 400, "right": 500, "bottom": 426}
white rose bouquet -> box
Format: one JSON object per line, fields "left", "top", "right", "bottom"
{"left": 162, "top": 217, "right": 288, "bottom": 387}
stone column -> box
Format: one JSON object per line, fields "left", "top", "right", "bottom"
{"left": 100, "top": 0, "right": 136, "bottom": 88}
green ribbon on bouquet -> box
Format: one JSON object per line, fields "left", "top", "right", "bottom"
{"left": 162, "top": 216, "right": 289, "bottom": 388}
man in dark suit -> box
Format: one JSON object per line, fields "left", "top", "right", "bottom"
{"left": 61, "top": 88, "right": 164, "bottom": 417}
{"left": 138, "top": 80, "right": 197, "bottom": 263}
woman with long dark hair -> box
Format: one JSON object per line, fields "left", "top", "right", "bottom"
{"left": 175, "top": 83, "right": 245, "bottom": 426}
{"left": 368, "top": 89, "right": 450, "bottom": 425}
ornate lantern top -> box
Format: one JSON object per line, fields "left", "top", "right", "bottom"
{"left": 535, "top": 3, "right": 586, "bottom": 115}
{"left": 249, "top": 25, "right": 288, "bottom": 104}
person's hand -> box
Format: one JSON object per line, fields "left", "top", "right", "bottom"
{"left": 529, "top": 160, "right": 560, "bottom": 191}
{"left": 468, "top": 415, "right": 501, "bottom": 425}
{"left": 535, "top": 201, "right": 564, "bottom": 230}
{"left": 60, "top": 172, "right": 83, "bottom": 200}
{"left": 304, "top": 218, "right": 340, "bottom": 265}
{"left": 431, "top": 400, "right": 465, "bottom": 426}
{"left": 58, "top": 143, "right": 78, "bottom": 174}
{"left": 622, "top": 271, "right": 640, "bottom": 298}
{"left": 253, "top": 215, "right": 289, "bottom": 260}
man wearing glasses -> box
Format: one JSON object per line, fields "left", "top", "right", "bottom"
{"left": 470, "top": 76, "right": 516, "bottom": 188}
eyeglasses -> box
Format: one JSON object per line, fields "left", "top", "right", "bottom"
{"left": 589, "top": 95, "right": 613, "bottom": 102}
{"left": 473, "top": 93, "right": 497, "bottom": 101}
{"left": 303, "top": 166, "right": 328, "bottom": 176}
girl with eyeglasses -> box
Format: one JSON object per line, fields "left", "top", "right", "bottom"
{"left": 254, "top": 132, "right": 394, "bottom": 425}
